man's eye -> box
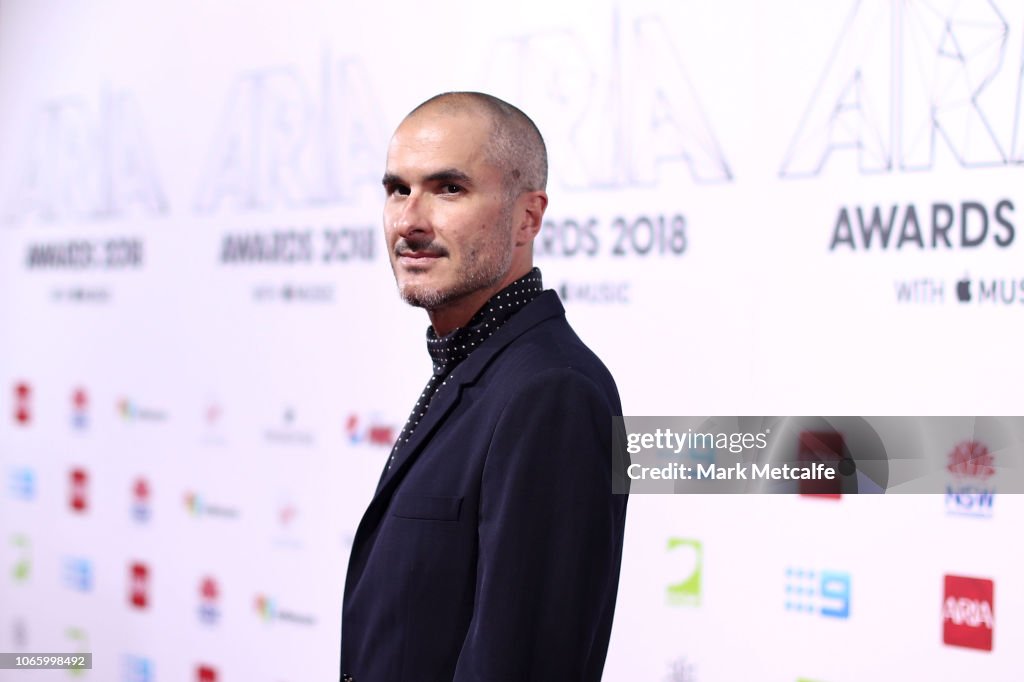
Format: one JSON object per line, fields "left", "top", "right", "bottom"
{"left": 386, "top": 185, "right": 410, "bottom": 197}
{"left": 442, "top": 184, "right": 462, "bottom": 194}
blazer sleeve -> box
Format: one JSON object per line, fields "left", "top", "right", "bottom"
{"left": 452, "top": 367, "right": 628, "bottom": 682}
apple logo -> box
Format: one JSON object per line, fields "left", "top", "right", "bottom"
{"left": 956, "top": 275, "right": 971, "bottom": 303}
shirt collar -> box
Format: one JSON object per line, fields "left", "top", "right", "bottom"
{"left": 425, "top": 268, "right": 544, "bottom": 376}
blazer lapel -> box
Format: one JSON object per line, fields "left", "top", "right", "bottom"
{"left": 372, "top": 291, "right": 565, "bottom": 500}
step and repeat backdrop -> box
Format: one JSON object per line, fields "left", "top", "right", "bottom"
{"left": 1, "top": 0, "right": 1022, "bottom": 680}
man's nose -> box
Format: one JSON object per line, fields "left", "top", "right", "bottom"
{"left": 393, "top": 193, "right": 432, "bottom": 238}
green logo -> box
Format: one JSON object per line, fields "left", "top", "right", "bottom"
{"left": 11, "top": 534, "right": 30, "bottom": 583}
{"left": 666, "top": 537, "right": 702, "bottom": 606}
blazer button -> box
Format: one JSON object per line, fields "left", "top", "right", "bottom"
{"left": 342, "top": 676, "right": 354, "bottom": 682}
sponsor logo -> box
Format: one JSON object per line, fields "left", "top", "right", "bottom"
{"left": 273, "top": 497, "right": 303, "bottom": 550}
{"left": 664, "top": 656, "right": 697, "bottom": 682}
{"left": 13, "top": 382, "right": 31, "bottom": 426}
{"left": 254, "top": 594, "right": 316, "bottom": 626}
{"left": 9, "top": 468, "right": 35, "bottom": 500}
{"left": 201, "top": 401, "right": 226, "bottom": 445}
{"left": 122, "top": 655, "right": 153, "bottom": 682}
{"left": 785, "top": 568, "right": 851, "bottom": 619}
{"left": 10, "top": 534, "right": 31, "bottom": 584}
{"left": 666, "top": 538, "right": 702, "bottom": 607}
{"left": 69, "top": 468, "right": 89, "bottom": 513}
{"left": 65, "top": 627, "right": 89, "bottom": 678}
{"left": 558, "top": 280, "right": 631, "bottom": 305}
{"left": 945, "top": 440, "right": 996, "bottom": 517}
{"left": 196, "top": 665, "right": 218, "bottom": 682}
{"left": 264, "top": 406, "right": 314, "bottom": 446}
{"left": 185, "top": 492, "right": 240, "bottom": 520}
{"left": 132, "top": 477, "right": 151, "bottom": 523}
{"left": 128, "top": 562, "right": 150, "bottom": 609}
{"left": 62, "top": 557, "right": 94, "bottom": 592}
{"left": 943, "top": 575, "right": 994, "bottom": 651}
{"left": 198, "top": 576, "right": 220, "bottom": 625}
{"left": 118, "top": 398, "right": 167, "bottom": 423}
{"left": 345, "top": 413, "right": 396, "bottom": 447}
{"left": 71, "top": 387, "right": 89, "bottom": 430}
{"left": 12, "top": 617, "right": 28, "bottom": 648}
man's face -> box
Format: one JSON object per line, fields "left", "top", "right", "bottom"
{"left": 382, "top": 109, "right": 515, "bottom": 312}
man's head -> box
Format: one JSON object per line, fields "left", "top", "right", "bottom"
{"left": 382, "top": 92, "right": 548, "bottom": 334}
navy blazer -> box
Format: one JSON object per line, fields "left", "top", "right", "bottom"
{"left": 341, "top": 291, "right": 628, "bottom": 681}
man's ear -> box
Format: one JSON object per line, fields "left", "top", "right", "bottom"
{"left": 514, "top": 191, "right": 548, "bottom": 246}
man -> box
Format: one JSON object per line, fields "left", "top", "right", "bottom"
{"left": 340, "top": 92, "right": 628, "bottom": 682}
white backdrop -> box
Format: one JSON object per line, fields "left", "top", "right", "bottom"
{"left": 1, "top": 1, "right": 1022, "bottom": 680}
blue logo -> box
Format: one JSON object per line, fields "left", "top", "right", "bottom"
{"left": 945, "top": 486, "right": 995, "bottom": 518}
{"left": 122, "top": 655, "right": 153, "bottom": 682}
{"left": 62, "top": 557, "right": 93, "bottom": 592}
{"left": 785, "top": 568, "right": 850, "bottom": 619}
{"left": 9, "top": 468, "right": 35, "bottom": 500}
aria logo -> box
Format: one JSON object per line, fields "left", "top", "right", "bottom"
{"left": 487, "top": 7, "right": 732, "bottom": 189}
{"left": 128, "top": 562, "right": 150, "bottom": 609}
{"left": 198, "top": 576, "right": 220, "bottom": 625}
{"left": 782, "top": 0, "right": 1024, "bottom": 177}
{"left": 3, "top": 89, "right": 167, "bottom": 225}
{"left": 945, "top": 440, "right": 996, "bottom": 518}
{"left": 13, "top": 382, "right": 31, "bottom": 426}
{"left": 71, "top": 387, "right": 89, "bottom": 430}
{"left": 785, "top": 568, "right": 851, "bottom": 619}
{"left": 345, "top": 413, "right": 395, "bottom": 447}
{"left": 665, "top": 538, "right": 702, "bottom": 607}
{"left": 943, "top": 575, "right": 994, "bottom": 651}
{"left": 69, "top": 468, "right": 89, "bottom": 513}
{"left": 132, "top": 477, "right": 151, "bottom": 522}
{"left": 195, "top": 665, "right": 218, "bottom": 682}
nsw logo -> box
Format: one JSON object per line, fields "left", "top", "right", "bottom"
{"left": 945, "top": 440, "right": 996, "bottom": 517}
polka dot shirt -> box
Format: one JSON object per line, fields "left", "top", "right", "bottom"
{"left": 386, "top": 268, "right": 545, "bottom": 471}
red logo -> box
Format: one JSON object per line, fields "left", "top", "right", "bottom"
{"left": 345, "top": 413, "right": 396, "bottom": 446}
{"left": 14, "top": 382, "right": 31, "bottom": 425}
{"left": 71, "top": 388, "right": 88, "bottom": 428}
{"left": 69, "top": 468, "right": 89, "bottom": 512}
{"left": 798, "top": 431, "right": 843, "bottom": 498}
{"left": 943, "top": 575, "right": 994, "bottom": 651}
{"left": 196, "top": 665, "right": 218, "bottom": 682}
{"left": 129, "top": 562, "right": 150, "bottom": 609}
{"left": 947, "top": 441, "right": 995, "bottom": 479}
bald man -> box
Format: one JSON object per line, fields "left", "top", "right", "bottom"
{"left": 340, "top": 92, "right": 627, "bottom": 682}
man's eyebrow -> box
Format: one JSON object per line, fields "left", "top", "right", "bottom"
{"left": 423, "top": 168, "right": 472, "bottom": 186}
{"left": 381, "top": 172, "right": 404, "bottom": 187}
